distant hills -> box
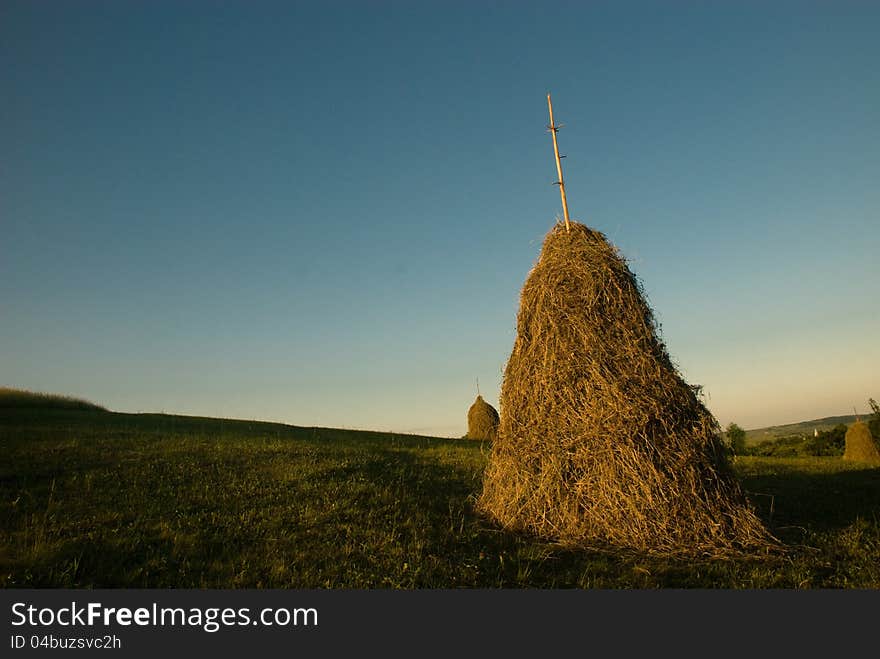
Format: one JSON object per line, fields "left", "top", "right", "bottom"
{"left": 745, "top": 414, "right": 863, "bottom": 445}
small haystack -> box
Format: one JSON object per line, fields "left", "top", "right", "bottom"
{"left": 478, "top": 221, "right": 775, "bottom": 555}
{"left": 467, "top": 395, "right": 499, "bottom": 441}
{"left": 843, "top": 421, "right": 880, "bottom": 464}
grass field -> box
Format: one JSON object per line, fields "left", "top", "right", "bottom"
{"left": 2, "top": 404, "right": 879, "bottom": 588}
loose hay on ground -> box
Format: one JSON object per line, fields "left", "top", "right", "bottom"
{"left": 478, "top": 221, "right": 778, "bottom": 556}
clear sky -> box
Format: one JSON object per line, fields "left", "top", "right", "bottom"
{"left": 2, "top": 1, "right": 877, "bottom": 436}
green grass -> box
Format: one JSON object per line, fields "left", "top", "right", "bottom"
{"left": 2, "top": 406, "right": 879, "bottom": 588}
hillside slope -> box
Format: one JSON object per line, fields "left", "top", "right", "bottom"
{"left": 746, "top": 414, "right": 864, "bottom": 444}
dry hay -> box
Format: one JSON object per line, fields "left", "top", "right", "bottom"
{"left": 478, "top": 221, "right": 776, "bottom": 556}
{"left": 843, "top": 421, "right": 880, "bottom": 464}
{"left": 467, "top": 395, "right": 500, "bottom": 441}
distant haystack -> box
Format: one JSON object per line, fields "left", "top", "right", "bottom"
{"left": 467, "top": 395, "right": 499, "bottom": 441}
{"left": 843, "top": 421, "right": 880, "bottom": 464}
{"left": 478, "top": 221, "right": 775, "bottom": 555}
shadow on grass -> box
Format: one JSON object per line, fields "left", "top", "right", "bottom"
{"left": 310, "top": 446, "right": 755, "bottom": 587}
{"left": 742, "top": 466, "right": 880, "bottom": 535}
{"left": 338, "top": 452, "right": 880, "bottom": 586}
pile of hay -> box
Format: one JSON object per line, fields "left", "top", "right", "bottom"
{"left": 843, "top": 421, "right": 880, "bottom": 464}
{"left": 478, "top": 221, "right": 775, "bottom": 555}
{"left": 467, "top": 395, "right": 499, "bottom": 441}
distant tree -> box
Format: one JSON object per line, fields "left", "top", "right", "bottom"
{"left": 869, "top": 398, "right": 880, "bottom": 439}
{"left": 726, "top": 422, "right": 747, "bottom": 456}
{"left": 806, "top": 423, "right": 847, "bottom": 456}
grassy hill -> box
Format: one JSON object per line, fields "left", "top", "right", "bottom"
{"left": 2, "top": 391, "right": 879, "bottom": 588}
{"left": 0, "top": 386, "right": 106, "bottom": 412}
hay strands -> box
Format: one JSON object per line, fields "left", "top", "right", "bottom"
{"left": 478, "top": 220, "right": 781, "bottom": 556}
{"left": 547, "top": 92, "right": 571, "bottom": 232}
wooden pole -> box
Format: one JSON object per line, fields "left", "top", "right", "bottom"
{"left": 547, "top": 93, "right": 571, "bottom": 232}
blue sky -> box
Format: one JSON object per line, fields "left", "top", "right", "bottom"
{"left": 2, "top": 1, "right": 877, "bottom": 436}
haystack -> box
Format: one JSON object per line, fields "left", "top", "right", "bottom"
{"left": 843, "top": 421, "right": 880, "bottom": 464}
{"left": 467, "top": 395, "right": 499, "bottom": 441}
{"left": 478, "top": 221, "right": 775, "bottom": 555}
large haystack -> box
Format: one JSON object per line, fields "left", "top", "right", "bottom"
{"left": 478, "top": 221, "right": 775, "bottom": 555}
{"left": 467, "top": 395, "right": 499, "bottom": 441}
{"left": 843, "top": 421, "right": 880, "bottom": 464}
